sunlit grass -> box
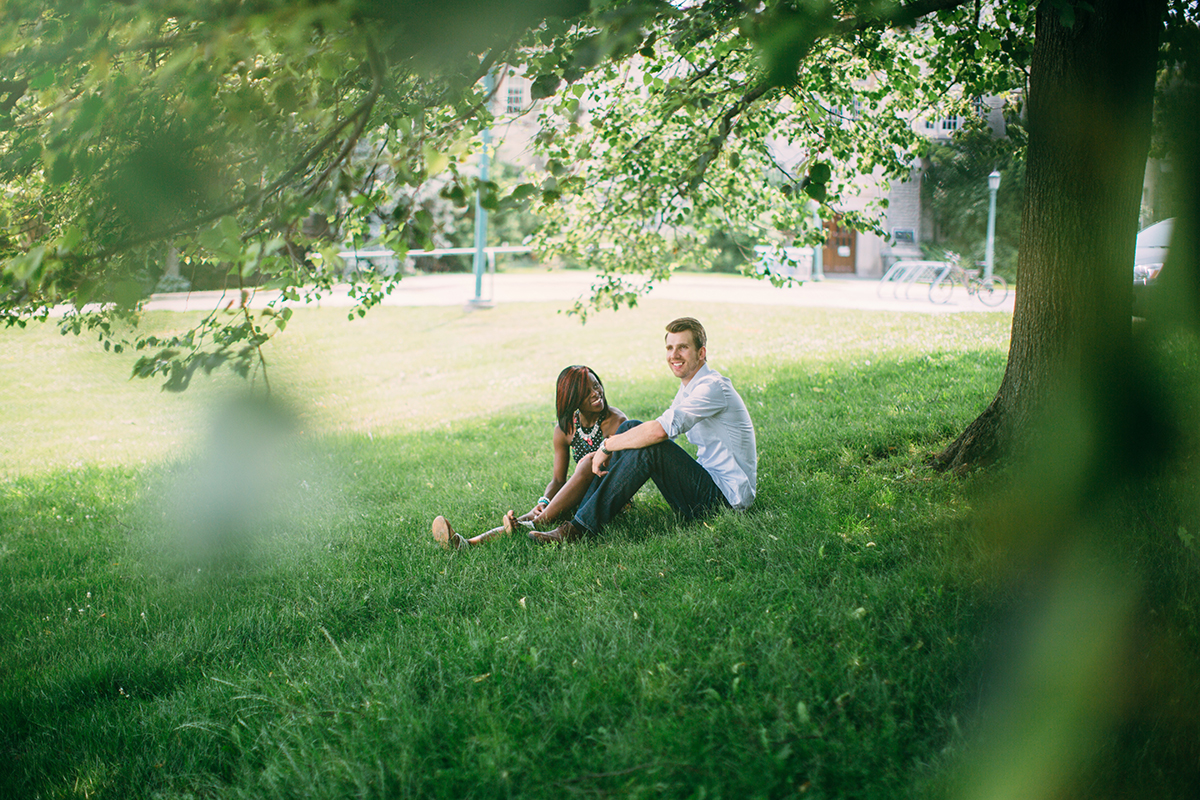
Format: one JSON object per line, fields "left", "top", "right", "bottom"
{"left": 1, "top": 299, "right": 1025, "bottom": 798}
{"left": 4, "top": 297, "right": 1197, "bottom": 798}
{"left": 0, "top": 300, "right": 1010, "bottom": 474}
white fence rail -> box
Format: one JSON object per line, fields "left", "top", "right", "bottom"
{"left": 334, "top": 245, "right": 535, "bottom": 277}
{"left": 753, "top": 245, "right": 814, "bottom": 281}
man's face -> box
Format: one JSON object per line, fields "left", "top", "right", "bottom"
{"left": 665, "top": 330, "right": 705, "bottom": 384}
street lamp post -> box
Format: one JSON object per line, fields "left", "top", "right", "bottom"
{"left": 984, "top": 170, "right": 1001, "bottom": 281}
{"left": 811, "top": 205, "right": 824, "bottom": 281}
{"left": 470, "top": 71, "right": 495, "bottom": 308}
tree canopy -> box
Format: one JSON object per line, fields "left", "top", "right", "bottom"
{"left": 2, "top": 0, "right": 1196, "bottom": 397}
{"left": 523, "top": 0, "right": 1036, "bottom": 314}
{"left": 0, "top": 0, "right": 581, "bottom": 386}
{"left": 1, "top": 0, "right": 1042, "bottom": 386}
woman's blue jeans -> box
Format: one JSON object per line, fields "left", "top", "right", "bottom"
{"left": 572, "top": 420, "right": 729, "bottom": 534}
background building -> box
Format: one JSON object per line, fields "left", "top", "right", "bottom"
{"left": 483, "top": 67, "right": 1011, "bottom": 278}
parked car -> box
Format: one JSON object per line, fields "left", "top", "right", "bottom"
{"left": 1133, "top": 217, "right": 1173, "bottom": 317}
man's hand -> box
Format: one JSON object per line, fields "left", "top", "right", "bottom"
{"left": 590, "top": 422, "right": 668, "bottom": 477}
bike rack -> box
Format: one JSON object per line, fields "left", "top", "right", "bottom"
{"left": 877, "top": 260, "right": 951, "bottom": 300}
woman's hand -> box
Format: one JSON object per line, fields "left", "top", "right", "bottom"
{"left": 509, "top": 502, "right": 545, "bottom": 524}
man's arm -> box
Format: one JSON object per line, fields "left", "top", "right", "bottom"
{"left": 592, "top": 420, "right": 667, "bottom": 475}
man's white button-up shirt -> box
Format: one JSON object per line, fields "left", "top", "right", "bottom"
{"left": 655, "top": 363, "right": 757, "bottom": 509}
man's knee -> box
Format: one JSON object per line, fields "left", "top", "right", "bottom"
{"left": 616, "top": 419, "right": 642, "bottom": 434}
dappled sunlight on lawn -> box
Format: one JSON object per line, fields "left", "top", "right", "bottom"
{"left": 0, "top": 299, "right": 1010, "bottom": 476}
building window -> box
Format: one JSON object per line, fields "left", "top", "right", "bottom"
{"left": 925, "top": 97, "right": 987, "bottom": 133}
{"left": 506, "top": 83, "right": 524, "bottom": 115}
{"left": 828, "top": 97, "right": 862, "bottom": 123}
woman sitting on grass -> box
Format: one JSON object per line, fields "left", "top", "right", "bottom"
{"left": 433, "top": 364, "right": 627, "bottom": 549}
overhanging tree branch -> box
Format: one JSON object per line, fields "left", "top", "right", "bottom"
{"left": 680, "top": 0, "right": 976, "bottom": 190}
{"left": 0, "top": 79, "right": 27, "bottom": 115}
{"left": 834, "top": 0, "right": 974, "bottom": 36}
{"left": 685, "top": 81, "right": 771, "bottom": 192}
{"left": 77, "top": 40, "right": 386, "bottom": 263}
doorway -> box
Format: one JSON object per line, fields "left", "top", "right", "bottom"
{"left": 822, "top": 217, "right": 856, "bottom": 273}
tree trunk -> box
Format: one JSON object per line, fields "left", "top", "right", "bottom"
{"left": 935, "top": 0, "right": 1166, "bottom": 472}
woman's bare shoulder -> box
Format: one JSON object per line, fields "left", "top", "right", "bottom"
{"left": 603, "top": 407, "right": 628, "bottom": 433}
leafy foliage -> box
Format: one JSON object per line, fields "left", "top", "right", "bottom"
{"left": 0, "top": 0, "right": 582, "bottom": 386}
{"left": 0, "top": 1, "right": 1062, "bottom": 375}
{"left": 519, "top": 0, "right": 1036, "bottom": 316}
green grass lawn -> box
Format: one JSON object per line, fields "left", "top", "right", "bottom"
{"left": 1, "top": 300, "right": 1196, "bottom": 798}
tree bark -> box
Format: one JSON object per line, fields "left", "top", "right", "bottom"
{"left": 935, "top": 0, "right": 1167, "bottom": 473}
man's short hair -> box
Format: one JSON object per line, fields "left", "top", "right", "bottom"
{"left": 665, "top": 317, "right": 706, "bottom": 350}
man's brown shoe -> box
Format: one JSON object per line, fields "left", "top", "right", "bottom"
{"left": 529, "top": 520, "right": 584, "bottom": 544}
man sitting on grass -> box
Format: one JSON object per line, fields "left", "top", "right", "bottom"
{"left": 531, "top": 316, "right": 757, "bottom": 543}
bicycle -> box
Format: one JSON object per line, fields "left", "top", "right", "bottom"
{"left": 928, "top": 257, "right": 1009, "bottom": 306}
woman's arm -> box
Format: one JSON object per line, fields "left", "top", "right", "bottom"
{"left": 529, "top": 424, "right": 571, "bottom": 516}
{"left": 534, "top": 451, "right": 598, "bottom": 524}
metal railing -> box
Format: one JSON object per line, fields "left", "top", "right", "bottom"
{"left": 336, "top": 245, "right": 534, "bottom": 276}
{"left": 876, "top": 260, "right": 950, "bottom": 300}
{"left": 335, "top": 245, "right": 535, "bottom": 305}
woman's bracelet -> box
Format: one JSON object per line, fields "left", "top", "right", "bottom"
{"left": 537, "top": 496, "right": 551, "bottom": 507}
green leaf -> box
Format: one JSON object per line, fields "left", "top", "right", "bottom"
{"left": 199, "top": 217, "right": 244, "bottom": 260}
{"left": 73, "top": 278, "right": 100, "bottom": 307}
{"left": 242, "top": 243, "right": 264, "bottom": 277}
{"left": 5, "top": 246, "right": 46, "bottom": 282}
{"left": 58, "top": 226, "right": 82, "bottom": 253}
{"left": 440, "top": 182, "right": 468, "bottom": 205}
{"left": 317, "top": 56, "right": 341, "bottom": 82}
{"left": 112, "top": 280, "right": 144, "bottom": 309}
{"left": 273, "top": 80, "right": 300, "bottom": 112}
{"left": 49, "top": 151, "right": 73, "bottom": 184}
{"left": 803, "top": 181, "right": 827, "bottom": 202}
{"left": 1057, "top": 4, "right": 1077, "bottom": 29}
{"left": 423, "top": 144, "right": 450, "bottom": 176}
{"left": 508, "top": 183, "right": 538, "bottom": 202}
{"left": 531, "top": 73, "right": 561, "bottom": 100}
{"left": 29, "top": 68, "right": 56, "bottom": 91}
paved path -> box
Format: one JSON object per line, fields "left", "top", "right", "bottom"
{"left": 143, "top": 271, "right": 1014, "bottom": 315}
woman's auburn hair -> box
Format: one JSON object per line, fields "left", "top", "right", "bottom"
{"left": 555, "top": 365, "right": 608, "bottom": 435}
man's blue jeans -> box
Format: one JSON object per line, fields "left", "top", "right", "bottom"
{"left": 573, "top": 420, "right": 730, "bottom": 534}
